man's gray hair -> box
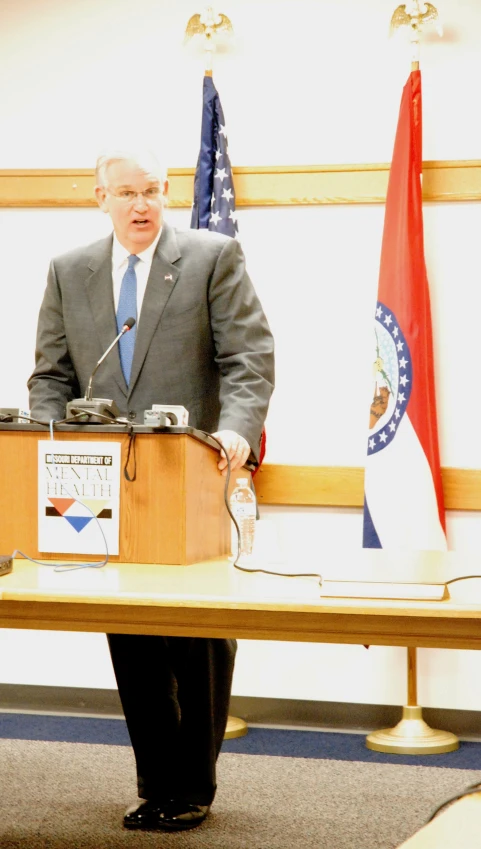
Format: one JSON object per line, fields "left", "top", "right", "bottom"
{"left": 95, "top": 149, "right": 167, "bottom": 187}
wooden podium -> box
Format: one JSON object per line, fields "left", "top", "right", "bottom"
{"left": 0, "top": 424, "right": 231, "bottom": 565}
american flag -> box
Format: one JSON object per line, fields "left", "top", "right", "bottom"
{"left": 191, "top": 74, "right": 238, "bottom": 238}
{"left": 191, "top": 73, "right": 265, "bottom": 492}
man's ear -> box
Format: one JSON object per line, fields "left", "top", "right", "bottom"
{"left": 94, "top": 185, "right": 109, "bottom": 212}
{"left": 162, "top": 179, "right": 169, "bottom": 205}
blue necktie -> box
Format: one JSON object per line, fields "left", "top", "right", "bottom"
{"left": 117, "top": 254, "right": 139, "bottom": 384}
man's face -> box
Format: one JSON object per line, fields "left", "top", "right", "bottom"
{"left": 95, "top": 158, "right": 168, "bottom": 254}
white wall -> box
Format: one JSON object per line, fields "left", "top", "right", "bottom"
{"left": 1, "top": 0, "right": 481, "bottom": 712}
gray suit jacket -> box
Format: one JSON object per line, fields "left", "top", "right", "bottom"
{"left": 28, "top": 222, "right": 274, "bottom": 461}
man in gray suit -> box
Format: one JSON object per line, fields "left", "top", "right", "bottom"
{"left": 28, "top": 149, "right": 274, "bottom": 831}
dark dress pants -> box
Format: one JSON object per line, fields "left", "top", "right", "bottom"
{"left": 107, "top": 633, "right": 237, "bottom": 806}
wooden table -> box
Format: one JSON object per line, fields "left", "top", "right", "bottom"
{"left": 397, "top": 792, "right": 481, "bottom": 848}
{"left": 3, "top": 550, "right": 481, "bottom": 848}
{"left": 2, "top": 549, "right": 481, "bottom": 648}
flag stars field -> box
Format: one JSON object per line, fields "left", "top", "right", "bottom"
{"left": 191, "top": 75, "right": 239, "bottom": 240}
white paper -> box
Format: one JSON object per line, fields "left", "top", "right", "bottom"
{"left": 37, "top": 440, "right": 121, "bottom": 555}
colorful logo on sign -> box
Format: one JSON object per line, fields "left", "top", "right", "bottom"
{"left": 46, "top": 498, "right": 112, "bottom": 533}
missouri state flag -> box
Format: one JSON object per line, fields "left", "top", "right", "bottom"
{"left": 363, "top": 70, "right": 446, "bottom": 550}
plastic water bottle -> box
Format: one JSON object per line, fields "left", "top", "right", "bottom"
{"left": 230, "top": 477, "right": 256, "bottom": 558}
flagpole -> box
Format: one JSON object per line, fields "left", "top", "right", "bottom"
{"left": 185, "top": 6, "right": 246, "bottom": 742}
{"left": 365, "top": 2, "right": 457, "bottom": 755}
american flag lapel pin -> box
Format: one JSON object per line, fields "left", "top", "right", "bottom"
{"left": 164, "top": 273, "right": 173, "bottom": 281}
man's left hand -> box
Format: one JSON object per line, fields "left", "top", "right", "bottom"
{"left": 211, "top": 430, "right": 251, "bottom": 475}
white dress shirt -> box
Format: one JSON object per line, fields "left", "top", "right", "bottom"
{"left": 111, "top": 230, "right": 162, "bottom": 322}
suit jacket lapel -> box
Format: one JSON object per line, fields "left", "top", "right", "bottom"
{"left": 84, "top": 235, "right": 128, "bottom": 396}
{"left": 128, "top": 223, "right": 181, "bottom": 395}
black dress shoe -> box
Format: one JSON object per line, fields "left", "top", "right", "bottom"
{"left": 123, "top": 799, "right": 171, "bottom": 830}
{"left": 123, "top": 799, "right": 210, "bottom": 831}
{"left": 160, "top": 801, "right": 211, "bottom": 831}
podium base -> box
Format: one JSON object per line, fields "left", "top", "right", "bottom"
{"left": 366, "top": 705, "right": 459, "bottom": 754}
{"left": 224, "top": 716, "right": 248, "bottom": 739}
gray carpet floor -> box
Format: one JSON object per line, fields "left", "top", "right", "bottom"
{"left": 0, "top": 738, "right": 479, "bottom": 848}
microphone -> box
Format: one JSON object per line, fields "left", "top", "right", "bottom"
{"left": 85, "top": 317, "right": 135, "bottom": 401}
{"left": 66, "top": 318, "right": 136, "bottom": 423}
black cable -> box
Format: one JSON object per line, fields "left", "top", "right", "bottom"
{"left": 205, "top": 432, "right": 323, "bottom": 586}
{"left": 11, "top": 546, "right": 109, "bottom": 573}
{"left": 0, "top": 414, "right": 54, "bottom": 427}
{"left": 445, "top": 575, "right": 481, "bottom": 585}
{"left": 425, "top": 780, "right": 481, "bottom": 823}
{"left": 61, "top": 408, "right": 124, "bottom": 426}
{"left": 61, "top": 413, "right": 136, "bottom": 481}
{"left": 0, "top": 412, "right": 123, "bottom": 427}
{"left": 123, "top": 431, "right": 137, "bottom": 481}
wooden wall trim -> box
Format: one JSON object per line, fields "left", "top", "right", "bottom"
{"left": 1, "top": 161, "right": 481, "bottom": 207}
{"left": 255, "top": 465, "right": 481, "bottom": 512}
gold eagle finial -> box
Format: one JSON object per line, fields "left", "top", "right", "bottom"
{"left": 184, "top": 7, "right": 233, "bottom": 45}
{"left": 390, "top": 2, "right": 442, "bottom": 36}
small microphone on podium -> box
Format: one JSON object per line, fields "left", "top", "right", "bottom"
{"left": 66, "top": 318, "right": 136, "bottom": 423}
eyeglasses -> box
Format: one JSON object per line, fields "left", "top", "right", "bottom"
{"left": 106, "top": 186, "right": 163, "bottom": 203}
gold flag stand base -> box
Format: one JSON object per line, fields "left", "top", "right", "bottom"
{"left": 224, "top": 716, "right": 248, "bottom": 739}
{"left": 366, "top": 705, "right": 459, "bottom": 754}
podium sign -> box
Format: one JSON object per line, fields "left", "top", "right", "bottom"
{"left": 37, "top": 440, "right": 121, "bottom": 555}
